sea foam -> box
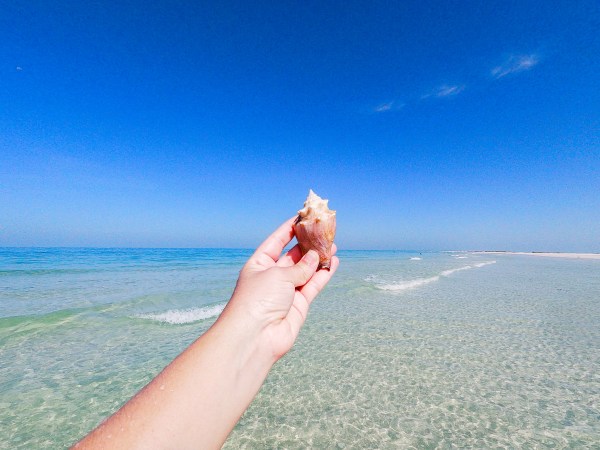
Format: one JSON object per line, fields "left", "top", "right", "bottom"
{"left": 135, "top": 303, "right": 225, "bottom": 324}
{"left": 376, "top": 261, "right": 496, "bottom": 291}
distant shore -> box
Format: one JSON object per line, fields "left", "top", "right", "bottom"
{"left": 475, "top": 251, "right": 600, "bottom": 260}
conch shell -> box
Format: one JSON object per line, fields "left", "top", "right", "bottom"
{"left": 293, "top": 190, "right": 336, "bottom": 270}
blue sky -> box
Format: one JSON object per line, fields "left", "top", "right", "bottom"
{"left": 1, "top": 1, "right": 599, "bottom": 251}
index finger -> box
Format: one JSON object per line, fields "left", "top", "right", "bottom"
{"left": 298, "top": 255, "right": 339, "bottom": 304}
{"left": 252, "top": 216, "right": 298, "bottom": 262}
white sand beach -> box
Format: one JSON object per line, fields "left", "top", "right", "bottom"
{"left": 477, "top": 251, "right": 600, "bottom": 260}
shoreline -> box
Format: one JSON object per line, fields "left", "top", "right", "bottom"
{"left": 475, "top": 251, "right": 600, "bottom": 260}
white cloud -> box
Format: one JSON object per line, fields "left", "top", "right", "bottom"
{"left": 435, "top": 84, "right": 465, "bottom": 97}
{"left": 374, "top": 101, "right": 393, "bottom": 112}
{"left": 16, "top": 66, "right": 23, "bottom": 71}
{"left": 373, "top": 101, "right": 404, "bottom": 113}
{"left": 491, "top": 54, "right": 539, "bottom": 79}
{"left": 422, "top": 84, "right": 465, "bottom": 99}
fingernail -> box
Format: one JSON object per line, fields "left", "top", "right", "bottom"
{"left": 304, "top": 250, "right": 318, "bottom": 266}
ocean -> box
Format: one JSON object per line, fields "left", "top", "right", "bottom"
{"left": 1, "top": 248, "right": 599, "bottom": 448}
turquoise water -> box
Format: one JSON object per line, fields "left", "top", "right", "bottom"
{"left": 1, "top": 249, "right": 599, "bottom": 448}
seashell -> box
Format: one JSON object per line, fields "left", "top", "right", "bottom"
{"left": 293, "top": 189, "right": 336, "bottom": 270}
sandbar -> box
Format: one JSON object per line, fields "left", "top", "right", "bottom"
{"left": 476, "top": 251, "right": 600, "bottom": 260}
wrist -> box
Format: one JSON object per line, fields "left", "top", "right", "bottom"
{"left": 212, "top": 306, "right": 278, "bottom": 370}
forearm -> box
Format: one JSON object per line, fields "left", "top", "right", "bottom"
{"left": 75, "top": 312, "right": 275, "bottom": 450}
{"left": 74, "top": 218, "right": 338, "bottom": 449}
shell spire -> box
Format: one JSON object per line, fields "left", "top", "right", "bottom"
{"left": 293, "top": 190, "right": 336, "bottom": 269}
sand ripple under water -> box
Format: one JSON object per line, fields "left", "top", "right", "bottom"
{"left": 1, "top": 249, "right": 599, "bottom": 448}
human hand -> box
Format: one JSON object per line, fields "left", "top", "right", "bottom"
{"left": 221, "top": 216, "right": 339, "bottom": 361}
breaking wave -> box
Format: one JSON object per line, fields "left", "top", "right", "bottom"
{"left": 134, "top": 303, "right": 225, "bottom": 324}
{"left": 375, "top": 261, "right": 496, "bottom": 291}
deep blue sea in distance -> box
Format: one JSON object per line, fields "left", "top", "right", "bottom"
{"left": 1, "top": 248, "right": 599, "bottom": 448}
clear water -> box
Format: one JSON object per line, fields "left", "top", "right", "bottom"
{"left": 1, "top": 249, "right": 599, "bottom": 448}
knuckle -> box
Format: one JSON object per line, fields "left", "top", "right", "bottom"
{"left": 298, "top": 262, "right": 313, "bottom": 281}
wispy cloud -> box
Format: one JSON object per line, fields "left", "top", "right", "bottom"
{"left": 435, "top": 84, "right": 465, "bottom": 97}
{"left": 491, "top": 54, "right": 539, "bottom": 79}
{"left": 373, "top": 101, "right": 404, "bottom": 113}
{"left": 422, "top": 84, "right": 466, "bottom": 100}
{"left": 374, "top": 102, "right": 393, "bottom": 112}
{"left": 371, "top": 53, "right": 540, "bottom": 114}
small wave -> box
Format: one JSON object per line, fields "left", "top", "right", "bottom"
{"left": 440, "top": 265, "right": 472, "bottom": 276}
{"left": 376, "top": 261, "right": 496, "bottom": 291}
{"left": 378, "top": 275, "right": 441, "bottom": 291}
{"left": 409, "top": 257, "right": 422, "bottom": 261}
{"left": 135, "top": 304, "right": 225, "bottom": 324}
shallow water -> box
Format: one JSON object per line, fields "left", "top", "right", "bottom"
{"left": 1, "top": 249, "right": 599, "bottom": 448}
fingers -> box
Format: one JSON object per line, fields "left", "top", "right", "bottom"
{"left": 298, "top": 255, "right": 339, "bottom": 304}
{"left": 284, "top": 293, "right": 310, "bottom": 340}
{"left": 252, "top": 216, "right": 298, "bottom": 262}
{"left": 284, "top": 255, "right": 340, "bottom": 339}
{"left": 280, "top": 250, "right": 319, "bottom": 287}
{"left": 277, "top": 243, "right": 338, "bottom": 268}
{"left": 275, "top": 244, "right": 303, "bottom": 267}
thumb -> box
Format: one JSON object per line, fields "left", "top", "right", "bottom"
{"left": 282, "top": 250, "right": 319, "bottom": 287}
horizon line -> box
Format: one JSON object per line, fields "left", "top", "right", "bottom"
{"left": 1, "top": 246, "right": 599, "bottom": 254}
